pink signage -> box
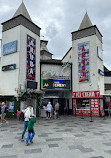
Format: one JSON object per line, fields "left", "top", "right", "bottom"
{"left": 72, "top": 91, "right": 101, "bottom": 98}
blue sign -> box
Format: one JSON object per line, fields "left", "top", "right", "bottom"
{"left": 3, "top": 40, "right": 17, "bottom": 56}
{"left": 98, "top": 69, "right": 104, "bottom": 76}
{"left": 9, "top": 102, "right": 14, "bottom": 112}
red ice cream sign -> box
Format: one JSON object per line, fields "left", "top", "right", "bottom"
{"left": 72, "top": 91, "right": 101, "bottom": 98}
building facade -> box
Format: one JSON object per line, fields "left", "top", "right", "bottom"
{"left": 0, "top": 3, "right": 111, "bottom": 116}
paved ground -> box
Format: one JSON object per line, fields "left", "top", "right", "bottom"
{"left": 0, "top": 116, "right": 111, "bottom": 158}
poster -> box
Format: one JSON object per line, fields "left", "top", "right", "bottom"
{"left": 26, "top": 35, "right": 36, "bottom": 80}
{"left": 9, "top": 102, "right": 14, "bottom": 112}
{"left": 78, "top": 42, "right": 90, "bottom": 82}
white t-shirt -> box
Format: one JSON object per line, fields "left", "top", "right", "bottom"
{"left": 22, "top": 107, "right": 33, "bottom": 121}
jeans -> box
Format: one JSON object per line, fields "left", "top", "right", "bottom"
{"left": 56, "top": 110, "right": 59, "bottom": 119}
{"left": 26, "top": 129, "right": 35, "bottom": 144}
{"left": 22, "top": 121, "right": 28, "bottom": 139}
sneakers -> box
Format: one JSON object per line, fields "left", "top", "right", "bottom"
{"left": 21, "top": 138, "right": 24, "bottom": 142}
{"left": 26, "top": 143, "right": 30, "bottom": 146}
{"left": 30, "top": 141, "right": 33, "bottom": 143}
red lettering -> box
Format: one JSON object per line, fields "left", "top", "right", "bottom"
{"left": 82, "top": 46, "right": 85, "bottom": 52}
{"left": 82, "top": 52, "right": 85, "bottom": 58}
{"left": 82, "top": 72, "right": 86, "bottom": 76}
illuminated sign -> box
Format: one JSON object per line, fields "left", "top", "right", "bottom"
{"left": 41, "top": 79, "right": 71, "bottom": 90}
{"left": 3, "top": 40, "right": 17, "bottom": 56}
{"left": 78, "top": 42, "right": 90, "bottom": 82}
{"left": 2, "top": 64, "right": 16, "bottom": 71}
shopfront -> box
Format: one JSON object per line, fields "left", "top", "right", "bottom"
{"left": 72, "top": 91, "right": 104, "bottom": 116}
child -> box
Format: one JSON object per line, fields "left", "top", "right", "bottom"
{"left": 26, "top": 114, "right": 36, "bottom": 145}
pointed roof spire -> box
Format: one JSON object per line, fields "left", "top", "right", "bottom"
{"left": 13, "top": 2, "right": 32, "bottom": 21}
{"left": 78, "top": 12, "right": 93, "bottom": 30}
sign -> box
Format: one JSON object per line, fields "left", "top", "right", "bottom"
{"left": 97, "top": 46, "right": 103, "bottom": 61}
{"left": 3, "top": 40, "right": 17, "bottom": 56}
{"left": 41, "top": 79, "right": 71, "bottom": 90}
{"left": 78, "top": 42, "right": 90, "bottom": 82}
{"left": 27, "top": 81, "right": 37, "bottom": 89}
{"left": 72, "top": 91, "right": 100, "bottom": 98}
{"left": 26, "top": 35, "right": 36, "bottom": 80}
{"left": 9, "top": 102, "right": 14, "bottom": 112}
{"left": 2, "top": 64, "right": 16, "bottom": 71}
{"left": 41, "top": 64, "right": 71, "bottom": 80}
{"left": 98, "top": 69, "right": 104, "bottom": 76}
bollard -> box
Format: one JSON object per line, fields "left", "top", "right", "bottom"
{"left": 90, "top": 110, "right": 93, "bottom": 122}
{"left": 81, "top": 110, "right": 84, "bottom": 119}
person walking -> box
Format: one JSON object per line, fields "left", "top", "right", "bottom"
{"left": 46, "top": 102, "right": 52, "bottom": 119}
{"left": 0, "top": 102, "right": 8, "bottom": 125}
{"left": 55, "top": 101, "right": 59, "bottom": 119}
{"left": 26, "top": 114, "right": 36, "bottom": 145}
{"left": 21, "top": 105, "right": 33, "bottom": 141}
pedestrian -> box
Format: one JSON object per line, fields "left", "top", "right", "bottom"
{"left": 55, "top": 101, "right": 59, "bottom": 119}
{"left": 46, "top": 102, "right": 52, "bottom": 119}
{"left": 0, "top": 102, "right": 8, "bottom": 125}
{"left": 21, "top": 105, "right": 33, "bottom": 141}
{"left": 26, "top": 114, "right": 36, "bottom": 145}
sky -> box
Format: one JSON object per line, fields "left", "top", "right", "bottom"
{"left": 0, "top": 0, "right": 111, "bottom": 70}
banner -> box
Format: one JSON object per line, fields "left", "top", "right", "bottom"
{"left": 78, "top": 42, "right": 90, "bottom": 82}
{"left": 26, "top": 35, "right": 36, "bottom": 80}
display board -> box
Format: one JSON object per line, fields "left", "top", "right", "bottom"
{"left": 41, "top": 79, "right": 71, "bottom": 90}
{"left": 26, "top": 35, "right": 36, "bottom": 80}
{"left": 78, "top": 42, "right": 90, "bottom": 82}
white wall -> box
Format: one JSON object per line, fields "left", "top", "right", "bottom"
{"left": 72, "top": 35, "right": 99, "bottom": 92}
{"left": 96, "top": 36, "right": 104, "bottom": 95}
{"left": 0, "top": 26, "right": 20, "bottom": 95}
{"left": 19, "top": 25, "right": 40, "bottom": 91}
{"left": 62, "top": 48, "right": 72, "bottom": 63}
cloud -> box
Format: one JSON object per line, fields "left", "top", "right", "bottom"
{"left": 0, "top": 0, "right": 111, "bottom": 70}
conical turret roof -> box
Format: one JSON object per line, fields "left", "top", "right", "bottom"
{"left": 79, "top": 12, "right": 92, "bottom": 30}
{"left": 13, "top": 2, "right": 32, "bottom": 21}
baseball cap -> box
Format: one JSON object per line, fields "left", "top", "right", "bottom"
{"left": 31, "top": 114, "right": 35, "bottom": 117}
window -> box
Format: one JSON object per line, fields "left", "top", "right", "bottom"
{"left": 76, "top": 99, "right": 90, "bottom": 109}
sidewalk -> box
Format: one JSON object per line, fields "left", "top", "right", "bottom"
{"left": 0, "top": 116, "right": 111, "bottom": 158}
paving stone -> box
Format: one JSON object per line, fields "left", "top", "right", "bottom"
{"left": 2, "top": 144, "right": 13, "bottom": 148}
{"left": 38, "top": 135, "right": 48, "bottom": 137}
{"left": 103, "top": 142, "right": 111, "bottom": 146}
{"left": 93, "top": 133, "right": 103, "bottom": 136}
{"left": 90, "top": 157, "right": 104, "bottom": 158}
{"left": 0, "top": 155, "right": 17, "bottom": 158}
{"left": 0, "top": 129, "right": 8, "bottom": 131}
{"left": 105, "top": 150, "right": 111, "bottom": 154}
{"left": 74, "top": 134, "right": 86, "bottom": 137}
{"left": 46, "top": 138, "right": 63, "bottom": 141}
{"left": 48, "top": 144, "right": 59, "bottom": 148}
{"left": 24, "top": 148, "right": 42, "bottom": 154}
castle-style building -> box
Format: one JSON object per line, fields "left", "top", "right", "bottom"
{"left": 0, "top": 2, "right": 111, "bottom": 116}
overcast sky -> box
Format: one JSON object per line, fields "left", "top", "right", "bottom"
{"left": 0, "top": 0, "right": 111, "bottom": 70}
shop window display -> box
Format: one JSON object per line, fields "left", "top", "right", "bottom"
{"left": 77, "top": 99, "right": 90, "bottom": 109}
